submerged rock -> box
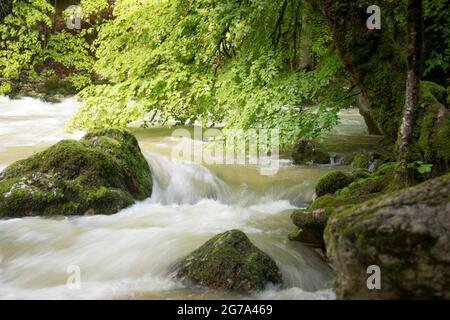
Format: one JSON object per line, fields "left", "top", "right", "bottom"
{"left": 171, "top": 230, "right": 282, "bottom": 292}
{"left": 292, "top": 140, "right": 329, "bottom": 165}
{"left": 0, "top": 128, "right": 152, "bottom": 217}
{"left": 325, "top": 173, "right": 450, "bottom": 299}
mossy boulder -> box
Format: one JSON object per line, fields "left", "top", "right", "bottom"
{"left": 325, "top": 173, "right": 450, "bottom": 299}
{"left": 315, "top": 170, "right": 353, "bottom": 197}
{"left": 313, "top": 163, "right": 398, "bottom": 212}
{"left": 352, "top": 152, "right": 372, "bottom": 169}
{"left": 289, "top": 163, "right": 398, "bottom": 247}
{"left": 289, "top": 209, "right": 331, "bottom": 248}
{"left": 350, "top": 169, "right": 371, "bottom": 180}
{"left": 0, "top": 128, "right": 152, "bottom": 217}
{"left": 292, "top": 140, "right": 330, "bottom": 165}
{"left": 171, "top": 230, "right": 282, "bottom": 292}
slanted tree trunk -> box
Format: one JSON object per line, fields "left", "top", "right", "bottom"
{"left": 308, "top": 0, "right": 407, "bottom": 141}
{"left": 355, "top": 85, "right": 381, "bottom": 135}
{"left": 398, "top": 0, "right": 423, "bottom": 159}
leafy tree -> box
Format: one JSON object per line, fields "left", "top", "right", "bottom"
{"left": 423, "top": 0, "right": 449, "bottom": 82}
{"left": 0, "top": 0, "right": 112, "bottom": 96}
{"left": 0, "top": 1, "right": 13, "bottom": 22}
{"left": 0, "top": 0, "right": 53, "bottom": 93}
{"left": 2, "top": 0, "right": 446, "bottom": 160}
{"left": 70, "top": 0, "right": 353, "bottom": 147}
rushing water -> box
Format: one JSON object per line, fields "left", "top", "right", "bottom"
{"left": 0, "top": 96, "right": 381, "bottom": 300}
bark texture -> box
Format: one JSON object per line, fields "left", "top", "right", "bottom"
{"left": 398, "top": 0, "right": 423, "bottom": 157}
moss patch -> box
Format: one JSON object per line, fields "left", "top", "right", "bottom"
{"left": 315, "top": 170, "right": 353, "bottom": 197}
{"left": 352, "top": 152, "right": 372, "bottom": 169}
{"left": 413, "top": 81, "right": 450, "bottom": 173}
{"left": 289, "top": 163, "right": 399, "bottom": 246}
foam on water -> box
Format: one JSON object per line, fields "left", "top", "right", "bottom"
{"left": 146, "top": 152, "right": 233, "bottom": 205}
{"left": 0, "top": 196, "right": 333, "bottom": 299}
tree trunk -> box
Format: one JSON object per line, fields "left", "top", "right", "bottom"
{"left": 398, "top": 0, "right": 423, "bottom": 159}
{"left": 395, "top": 0, "right": 423, "bottom": 186}
{"left": 355, "top": 85, "right": 381, "bottom": 135}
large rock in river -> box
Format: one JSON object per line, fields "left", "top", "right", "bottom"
{"left": 0, "top": 128, "right": 152, "bottom": 217}
{"left": 325, "top": 173, "right": 450, "bottom": 299}
{"left": 171, "top": 230, "right": 282, "bottom": 292}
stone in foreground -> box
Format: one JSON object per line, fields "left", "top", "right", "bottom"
{"left": 0, "top": 129, "right": 152, "bottom": 217}
{"left": 171, "top": 230, "right": 282, "bottom": 292}
{"left": 325, "top": 173, "right": 450, "bottom": 299}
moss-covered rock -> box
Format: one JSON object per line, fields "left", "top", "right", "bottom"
{"left": 0, "top": 128, "right": 152, "bottom": 217}
{"left": 325, "top": 173, "right": 450, "bottom": 299}
{"left": 170, "top": 230, "right": 282, "bottom": 292}
{"left": 292, "top": 140, "right": 330, "bottom": 165}
{"left": 289, "top": 209, "right": 331, "bottom": 248}
{"left": 343, "top": 150, "right": 394, "bottom": 171}
{"left": 350, "top": 169, "right": 371, "bottom": 180}
{"left": 315, "top": 170, "right": 353, "bottom": 197}
{"left": 312, "top": 163, "right": 397, "bottom": 212}
{"left": 336, "top": 163, "right": 396, "bottom": 197}
{"left": 352, "top": 152, "right": 372, "bottom": 169}
{"left": 289, "top": 163, "right": 398, "bottom": 247}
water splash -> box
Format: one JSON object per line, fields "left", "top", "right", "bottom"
{"left": 145, "top": 152, "right": 233, "bottom": 205}
{"left": 0, "top": 197, "right": 334, "bottom": 299}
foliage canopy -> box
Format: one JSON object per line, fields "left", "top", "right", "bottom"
{"left": 68, "top": 0, "right": 353, "bottom": 147}
{"left": 0, "top": 0, "right": 448, "bottom": 149}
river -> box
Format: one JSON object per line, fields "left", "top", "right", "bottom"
{"left": 0, "top": 96, "right": 382, "bottom": 299}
